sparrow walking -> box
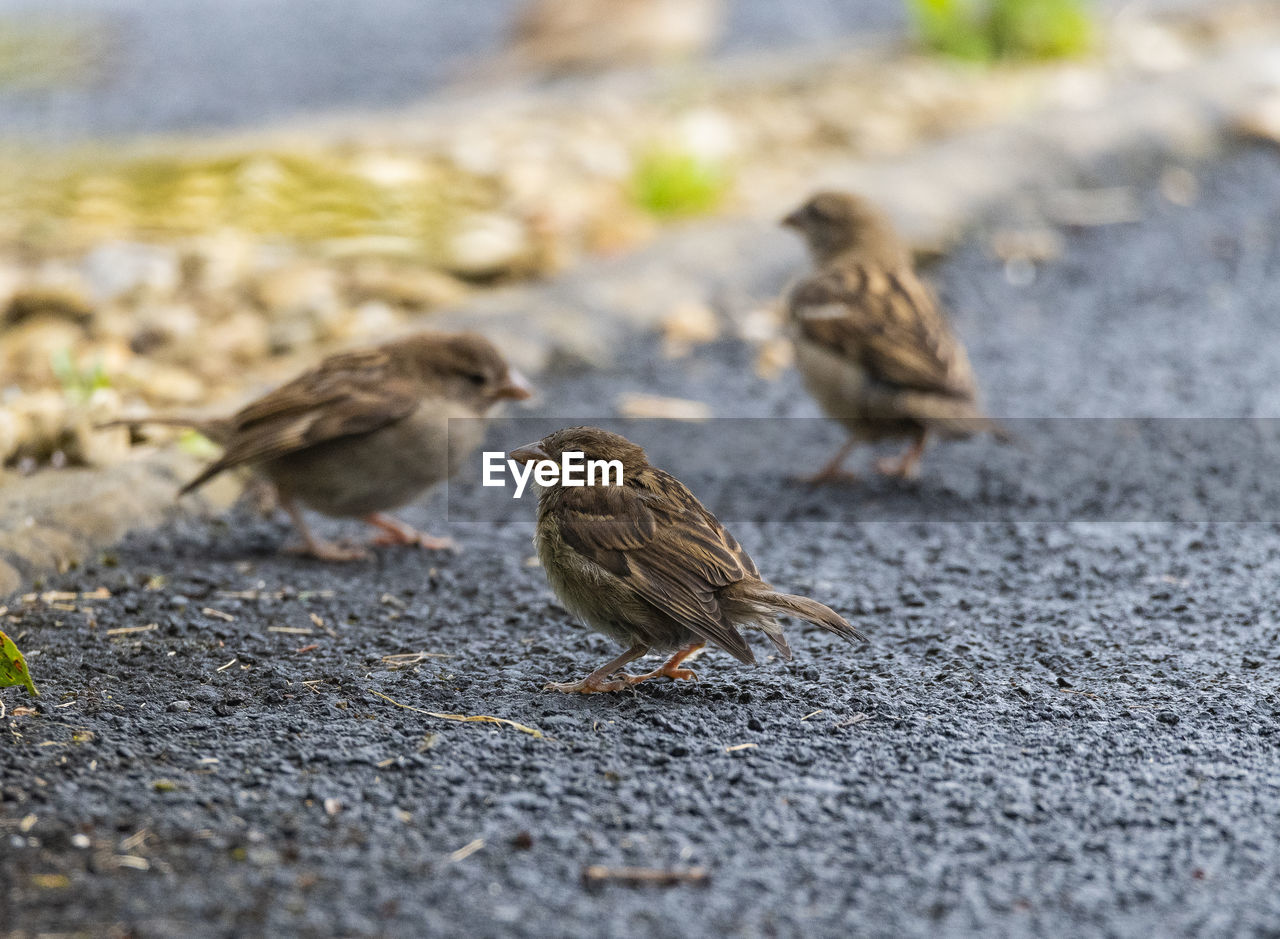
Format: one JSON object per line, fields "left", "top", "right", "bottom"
{"left": 782, "top": 191, "right": 1007, "bottom": 483}
{"left": 511, "top": 426, "right": 865, "bottom": 693}
{"left": 114, "top": 332, "right": 531, "bottom": 560}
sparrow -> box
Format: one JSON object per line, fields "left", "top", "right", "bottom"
{"left": 510, "top": 426, "right": 865, "bottom": 693}
{"left": 506, "top": 0, "right": 723, "bottom": 75}
{"left": 112, "top": 332, "right": 532, "bottom": 560}
{"left": 781, "top": 191, "right": 1007, "bottom": 483}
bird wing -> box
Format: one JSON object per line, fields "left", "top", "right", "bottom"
{"left": 180, "top": 348, "right": 421, "bottom": 493}
{"left": 553, "top": 472, "right": 760, "bottom": 663}
{"left": 789, "top": 262, "right": 976, "bottom": 400}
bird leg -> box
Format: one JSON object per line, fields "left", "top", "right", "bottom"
{"left": 624, "top": 641, "right": 706, "bottom": 685}
{"left": 545, "top": 643, "right": 651, "bottom": 694}
{"left": 792, "top": 439, "right": 858, "bottom": 485}
{"left": 282, "top": 498, "right": 369, "bottom": 562}
{"left": 876, "top": 429, "right": 928, "bottom": 479}
{"left": 363, "top": 513, "right": 456, "bottom": 551}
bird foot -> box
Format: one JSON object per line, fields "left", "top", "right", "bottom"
{"left": 285, "top": 540, "right": 370, "bottom": 562}
{"left": 544, "top": 676, "right": 635, "bottom": 694}
{"left": 627, "top": 665, "right": 698, "bottom": 684}
{"left": 370, "top": 530, "right": 457, "bottom": 551}
{"left": 874, "top": 455, "right": 920, "bottom": 479}
{"left": 364, "top": 513, "right": 456, "bottom": 551}
{"left": 544, "top": 665, "right": 695, "bottom": 693}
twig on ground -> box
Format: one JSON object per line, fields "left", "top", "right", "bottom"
{"left": 368, "top": 689, "right": 547, "bottom": 740}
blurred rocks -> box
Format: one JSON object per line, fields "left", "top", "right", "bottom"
{"left": 660, "top": 300, "right": 720, "bottom": 359}
{"left": 617, "top": 392, "right": 712, "bottom": 420}
{"left": 347, "top": 262, "right": 467, "bottom": 311}
{"left": 443, "top": 213, "right": 530, "bottom": 279}
{"left": 82, "top": 242, "right": 181, "bottom": 303}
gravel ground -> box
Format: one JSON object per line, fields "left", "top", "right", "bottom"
{"left": 0, "top": 0, "right": 1217, "bottom": 141}
{"left": 5, "top": 146, "right": 1280, "bottom": 936}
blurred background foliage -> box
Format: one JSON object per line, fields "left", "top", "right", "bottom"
{"left": 629, "top": 147, "right": 731, "bottom": 219}
{"left": 908, "top": 0, "right": 1094, "bottom": 62}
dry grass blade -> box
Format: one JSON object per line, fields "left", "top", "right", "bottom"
{"left": 582, "top": 866, "right": 709, "bottom": 888}
{"left": 368, "top": 690, "right": 546, "bottom": 740}
{"left": 105, "top": 623, "right": 157, "bottom": 637}
{"left": 834, "top": 713, "right": 870, "bottom": 728}
{"left": 447, "top": 839, "right": 485, "bottom": 863}
{"left": 724, "top": 743, "right": 758, "bottom": 753}
{"left": 380, "top": 651, "right": 451, "bottom": 669}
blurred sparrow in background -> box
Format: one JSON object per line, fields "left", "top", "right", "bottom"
{"left": 511, "top": 426, "right": 865, "bottom": 693}
{"left": 506, "top": 0, "right": 723, "bottom": 75}
{"left": 110, "top": 332, "right": 531, "bottom": 560}
{"left": 782, "top": 191, "right": 1007, "bottom": 483}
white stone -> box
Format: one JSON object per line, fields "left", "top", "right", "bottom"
{"left": 445, "top": 214, "right": 528, "bottom": 278}
{"left": 82, "top": 242, "right": 181, "bottom": 303}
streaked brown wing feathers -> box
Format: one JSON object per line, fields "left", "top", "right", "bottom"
{"left": 554, "top": 474, "right": 758, "bottom": 662}
{"left": 791, "top": 263, "right": 975, "bottom": 398}
{"left": 182, "top": 350, "right": 420, "bottom": 490}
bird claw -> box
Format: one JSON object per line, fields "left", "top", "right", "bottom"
{"left": 364, "top": 513, "right": 456, "bottom": 551}
{"left": 627, "top": 666, "right": 698, "bottom": 684}
{"left": 285, "top": 540, "right": 370, "bottom": 562}
{"left": 370, "top": 531, "right": 457, "bottom": 551}
{"left": 544, "top": 677, "right": 634, "bottom": 694}
{"left": 874, "top": 455, "right": 920, "bottom": 479}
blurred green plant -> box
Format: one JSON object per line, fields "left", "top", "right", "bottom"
{"left": 630, "top": 147, "right": 730, "bottom": 219}
{"left": 51, "top": 348, "right": 111, "bottom": 403}
{"left": 907, "top": 0, "right": 1094, "bottom": 63}
{"left": 177, "top": 429, "right": 221, "bottom": 460}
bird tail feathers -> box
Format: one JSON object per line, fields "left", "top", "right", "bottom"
{"left": 761, "top": 592, "right": 867, "bottom": 646}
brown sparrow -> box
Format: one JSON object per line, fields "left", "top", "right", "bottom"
{"left": 782, "top": 191, "right": 1007, "bottom": 482}
{"left": 507, "top": 0, "right": 723, "bottom": 75}
{"left": 115, "top": 332, "right": 531, "bottom": 560}
{"left": 511, "top": 426, "right": 865, "bottom": 693}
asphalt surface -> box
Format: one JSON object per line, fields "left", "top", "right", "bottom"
{"left": 0, "top": 0, "right": 1216, "bottom": 142}
{"left": 5, "top": 145, "right": 1280, "bottom": 936}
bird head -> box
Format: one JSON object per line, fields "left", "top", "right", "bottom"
{"left": 398, "top": 332, "right": 533, "bottom": 412}
{"left": 509, "top": 426, "right": 649, "bottom": 481}
{"left": 781, "top": 191, "right": 903, "bottom": 266}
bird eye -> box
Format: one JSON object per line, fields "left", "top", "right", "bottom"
{"left": 466, "top": 372, "right": 487, "bottom": 386}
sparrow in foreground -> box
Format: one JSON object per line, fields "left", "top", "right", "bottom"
{"left": 781, "top": 191, "right": 1007, "bottom": 483}
{"left": 510, "top": 426, "right": 866, "bottom": 693}
{"left": 113, "top": 332, "right": 531, "bottom": 560}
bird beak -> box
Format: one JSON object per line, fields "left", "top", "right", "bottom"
{"left": 509, "top": 441, "right": 549, "bottom": 464}
{"left": 493, "top": 368, "right": 534, "bottom": 401}
{"left": 780, "top": 208, "right": 805, "bottom": 229}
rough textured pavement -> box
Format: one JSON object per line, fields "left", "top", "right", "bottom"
{"left": 4, "top": 145, "right": 1280, "bottom": 936}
